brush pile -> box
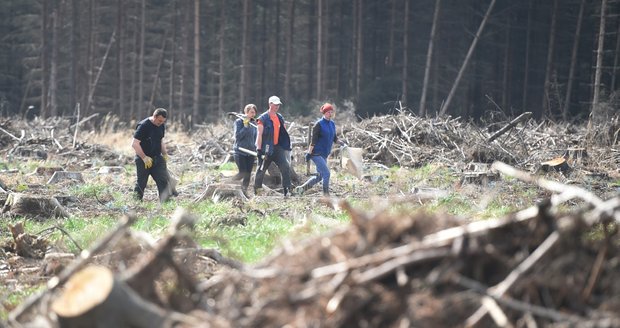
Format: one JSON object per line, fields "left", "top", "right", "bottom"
{"left": 7, "top": 162, "right": 620, "bottom": 327}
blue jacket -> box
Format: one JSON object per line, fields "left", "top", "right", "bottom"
{"left": 233, "top": 118, "right": 257, "bottom": 156}
{"left": 311, "top": 118, "right": 336, "bottom": 157}
{"left": 257, "top": 111, "right": 291, "bottom": 155}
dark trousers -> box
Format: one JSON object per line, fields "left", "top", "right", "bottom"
{"left": 254, "top": 144, "right": 291, "bottom": 190}
{"left": 234, "top": 153, "right": 255, "bottom": 190}
{"left": 134, "top": 155, "right": 169, "bottom": 202}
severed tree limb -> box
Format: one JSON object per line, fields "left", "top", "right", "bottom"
{"left": 9, "top": 213, "right": 137, "bottom": 325}
{"left": 452, "top": 273, "right": 584, "bottom": 323}
{"left": 0, "top": 126, "right": 22, "bottom": 142}
{"left": 465, "top": 230, "right": 561, "bottom": 327}
{"left": 487, "top": 112, "right": 532, "bottom": 142}
{"left": 121, "top": 209, "right": 198, "bottom": 304}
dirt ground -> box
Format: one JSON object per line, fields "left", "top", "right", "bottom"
{"left": 1, "top": 113, "right": 619, "bottom": 327}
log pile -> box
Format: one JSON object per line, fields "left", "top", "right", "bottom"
{"left": 7, "top": 163, "right": 620, "bottom": 328}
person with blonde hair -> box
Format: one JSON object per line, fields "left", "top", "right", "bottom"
{"left": 233, "top": 104, "right": 258, "bottom": 195}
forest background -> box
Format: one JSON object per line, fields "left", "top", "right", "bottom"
{"left": 0, "top": 0, "right": 618, "bottom": 127}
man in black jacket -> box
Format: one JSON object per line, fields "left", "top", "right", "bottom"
{"left": 132, "top": 108, "right": 171, "bottom": 202}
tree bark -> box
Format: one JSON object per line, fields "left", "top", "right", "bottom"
{"left": 138, "top": 0, "right": 145, "bottom": 116}
{"left": 541, "top": 0, "right": 558, "bottom": 118}
{"left": 316, "top": 0, "right": 324, "bottom": 100}
{"left": 218, "top": 0, "right": 225, "bottom": 115}
{"left": 401, "top": 0, "right": 410, "bottom": 106}
{"left": 284, "top": 0, "right": 295, "bottom": 102}
{"left": 501, "top": 11, "right": 511, "bottom": 111}
{"left": 563, "top": 0, "right": 585, "bottom": 121}
{"left": 49, "top": 1, "right": 60, "bottom": 117}
{"left": 41, "top": 0, "right": 50, "bottom": 118}
{"left": 116, "top": 0, "right": 124, "bottom": 117}
{"left": 521, "top": 0, "right": 533, "bottom": 113}
{"left": 355, "top": 0, "right": 363, "bottom": 98}
{"left": 419, "top": 0, "right": 441, "bottom": 117}
{"left": 591, "top": 0, "right": 607, "bottom": 121}
{"left": 439, "top": 0, "right": 496, "bottom": 117}
{"left": 240, "top": 0, "right": 251, "bottom": 108}
{"left": 192, "top": 0, "right": 200, "bottom": 125}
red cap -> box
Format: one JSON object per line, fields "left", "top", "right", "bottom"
{"left": 320, "top": 103, "right": 333, "bottom": 114}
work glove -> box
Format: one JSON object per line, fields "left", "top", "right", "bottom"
{"left": 163, "top": 154, "right": 169, "bottom": 162}
{"left": 243, "top": 118, "right": 250, "bottom": 127}
{"left": 256, "top": 148, "right": 264, "bottom": 159}
{"left": 143, "top": 156, "right": 153, "bottom": 169}
{"left": 304, "top": 152, "right": 312, "bottom": 162}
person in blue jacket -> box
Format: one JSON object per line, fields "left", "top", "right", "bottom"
{"left": 254, "top": 95, "right": 292, "bottom": 196}
{"left": 233, "top": 104, "right": 257, "bottom": 195}
{"left": 295, "top": 103, "right": 345, "bottom": 196}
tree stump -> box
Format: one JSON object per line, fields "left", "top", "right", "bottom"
{"left": 47, "top": 171, "right": 84, "bottom": 184}
{"left": 97, "top": 166, "right": 126, "bottom": 174}
{"left": 193, "top": 183, "right": 247, "bottom": 202}
{"left": 540, "top": 156, "right": 570, "bottom": 173}
{"left": 2, "top": 192, "right": 69, "bottom": 219}
{"left": 51, "top": 265, "right": 169, "bottom": 328}
{"left": 34, "top": 166, "right": 65, "bottom": 177}
{"left": 9, "top": 222, "right": 48, "bottom": 259}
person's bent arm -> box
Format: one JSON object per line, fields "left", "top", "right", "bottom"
{"left": 132, "top": 138, "right": 147, "bottom": 159}
{"left": 255, "top": 123, "right": 264, "bottom": 150}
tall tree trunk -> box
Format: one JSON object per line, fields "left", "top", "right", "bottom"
{"left": 439, "top": 0, "right": 496, "bottom": 116}
{"left": 149, "top": 32, "right": 168, "bottom": 109}
{"left": 501, "top": 12, "right": 511, "bottom": 111}
{"left": 316, "top": 0, "right": 324, "bottom": 99}
{"left": 116, "top": 0, "right": 124, "bottom": 117}
{"left": 521, "top": 0, "right": 533, "bottom": 112}
{"left": 591, "top": 0, "right": 607, "bottom": 120}
{"left": 386, "top": 0, "right": 396, "bottom": 68}
{"left": 41, "top": 0, "right": 49, "bottom": 118}
{"left": 179, "top": 3, "right": 189, "bottom": 125}
{"left": 240, "top": 0, "right": 251, "bottom": 108}
{"left": 401, "top": 0, "right": 409, "bottom": 106}
{"left": 284, "top": 0, "right": 295, "bottom": 102}
{"left": 355, "top": 0, "right": 363, "bottom": 98}
{"left": 138, "top": 0, "right": 146, "bottom": 116}
{"left": 306, "top": 2, "right": 315, "bottom": 100}
{"left": 273, "top": 0, "right": 281, "bottom": 94}
{"left": 192, "top": 0, "right": 200, "bottom": 124}
{"left": 611, "top": 8, "right": 620, "bottom": 92}
{"left": 420, "top": 0, "right": 441, "bottom": 116}
{"left": 50, "top": 1, "right": 59, "bottom": 117}
{"left": 168, "top": 2, "right": 177, "bottom": 117}
{"left": 218, "top": 0, "right": 225, "bottom": 115}
{"left": 541, "top": 0, "right": 558, "bottom": 118}
{"left": 129, "top": 4, "right": 138, "bottom": 121}
{"left": 563, "top": 0, "right": 585, "bottom": 121}
{"left": 71, "top": 0, "right": 79, "bottom": 115}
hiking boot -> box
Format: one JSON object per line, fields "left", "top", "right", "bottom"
{"left": 254, "top": 187, "right": 263, "bottom": 196}
{"left": 283, "top": 188, "right": 290, "bottom": 198}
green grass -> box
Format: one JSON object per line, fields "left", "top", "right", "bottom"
{"left": 0, "top": 284, "right": 44, "bottom": 320}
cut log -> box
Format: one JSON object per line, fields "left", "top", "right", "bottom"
{"left": 2, "top": 192, "right": 69, "bottom": 219}
{"left": 97, "top": 166, "right": 126, "bottom": 174}
{"left": 51, "top": 265, "right": 170, "bottom": 328}
{"left": 47, "top": 171, "right": 84, "bottom": 184}
{"left": 540, "top": 156, "right": 570, "bottom": 173}
{"left": 193, "top": 183, "right": 247, "bottom": 202}
{"left": 33, "top": 166, "right": 65, "bottom": 177}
